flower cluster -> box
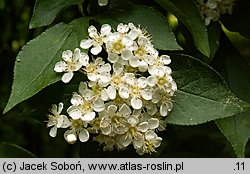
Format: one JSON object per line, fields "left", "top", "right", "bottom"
{"left": 48, "top": 23, "right": 177, "bottom": 155}
{"left": 195, "top": 0, "right": 236, "bottom": 26}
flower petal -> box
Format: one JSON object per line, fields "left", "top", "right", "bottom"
{"left": 67, "top": 106, "right": 82, "bottom": 119}
{"left": 145, "top": 130, "right": 157, "bottom": 141}
{"left": 79, "top": 52, "right": 89, "bottom": 66}
{"left": 138, "top": 122, "right": 149, "bottom": 132}
{"left": 121, "top": 49, "right": 132, "bottom": 60}
{"left": 101, "top": 126, "right": 112, "bottom": 135}
{"left": 98, "top": 0, "right": 108, "bottom": 6}
{"left": 119, "top": 87, "right": 130, "bottom": 99}
{"left": 54, "top": 61, "right": 67, "bottom": 72}
{"left": 79, "top": 129, "right": 89, "bottom": 142}
{"left": 101, "top": 24, "right": 111, "bottom": 35}
{"left": 107, "top": 105, "right": 117, "bottom": 115}
{"left": 82, "top": 112, "right": 95, "bottom": 121}
{"left": 138, "top": 61, "right": 148, "bottom": 72}
{"left": 91, "top": 45, "right": 102, "bottom": 55}
{"left": 70, "top": 93, "right": 83, "bottom": 106}
{"left": 146, "top": 76, "right": 157, "bottom": 87}
{"left": 108, "top": 52, "right": 119, "bottom": 63}
{"left": 129, "top": 56, "right": 140, "bottom": 67}
{"left": 131, "top": 97, "right": 142, "bottom": 109}
{"left": 62, "top": 72, "right": 74, "bottom": 83}
{"left": 49, "top": 126, "right": 57, "bottom": 137}
{"left": 119, "top": 104, "right": 131, "bottom": 116}
{"left": 80, "top": 39, "right": 93, "bottom": 49}
{"left": 148, "top": 118, "right": 159, "bottom": 129}
{"left": 119, "top": 134, "right": 132, "bottom": 147}
{"left": 64, "top": 131, "right": 77, "bottom": 144}
{"left": 62, "top": 50, "right": 72, "bottom": 61}
{"left": 127, "top": 115, "right": 139, "bottom": 126}
{"left": 133, "top": 137, "right": 144, "bottom": 149}
{"left": 58, "top": 102, "right": 64, "bottom": 113}
{"left": 141, "top": 89, "right": 152, "bottom": 100}
{"left": 159, "top": 55, "right": 171, "bottom": 65}
{"left": 160, "top": 103, "right": 168, "bottom": 117}
{"left": 107, "top": 86, "right": 116, "bottom": 100}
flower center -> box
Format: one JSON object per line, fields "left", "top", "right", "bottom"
{"left": 94, "top": 35, "right": 103, "bottom": 45}
{"left": 112, "top": 40, "right": 124, "bottom": 54}
{"left": 144, "top": 140, "right": 156, "bottom": 153}
{"left": 157, "top": 77, "right": 167, "bottom": 87}
{"left": 67, "top": 61, "right": 78, "bottom": 71}
{"left": 131, "top": 85, "right": 141, "bottom": 96}
{"left": 81, "top": 101, "right": 93, "bottom": 112}
{"left": 129, "top": 127, "right": 137, "bottom": 136}
{"left": 135, "top": 47, "right": 147, "bottom": 58}
{"left": 92, "top": 84, "right": 102, "bottom": 95}
{"left": 71, "top": 119, "right": 84, "bottom": 129}
{"left": 111, "top": 75, "right": 122, "bottom": 87}
{"left": 85, "top": 63, "right": 97, "bottom": 74}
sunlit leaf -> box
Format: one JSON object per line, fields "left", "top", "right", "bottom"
{"left": 29, "top": 0, "right": 85, "bottom": 28}
{"left": 3, "top": 18, "right": 89, "bottom": 114}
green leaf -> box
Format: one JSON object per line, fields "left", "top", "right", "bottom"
{"left": 214, "top": 33, "right": 250, "bottom": 157}
{"left": 216, "top": 112, "right": 250, "bottom": 157}
{"left": 96, "top": 5, "right": 182, "bottom": 51}
{"left": 166, "top": 54, "right": 250, "bottom": 125}
{"left": 0, "top": 142, "right": 36, "bottom": 157}
{"left": 3, "top": 17, "right": 89, "bottom": 114}
{"left": 29, "top": 0, "right": 85, "bottom": 28}
{"left": 155, "top": 0, "right": 209, "bottom": 56}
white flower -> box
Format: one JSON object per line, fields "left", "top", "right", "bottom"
{"left": 54, "top": 48, "right": 89, "bottom": 83}
{"left": 117, "top": 115, "right": 149, "bottom": 149}
{"left": 147, "top": 68, "right": 176, "bottom": 95}
{"left": 93, "top": 134, "right": 116, "bottom": 151}
{"left": 118, "top": 74, "right": 152, "bottom": 109}
{"left": 129, "top": 36, "right": 157, "bottom": 72}
{"left": 105, "top": 24, "right": 134, "bottom": 61}
{"left": 50, "top": 22, "right": 176, "bottom": 155}
{"left": 80, "top": 24, "right": 111, "bottom": 55}
{"left": 64, "top": 119, "right": 90, "bottom": 144}
{"left": 98, "top": 0, "right": 108, "bottom": 6}
{"left": 99, "top": 104, "right": 131, "bottom": 135}
{"left": 84, "top": 57, "right": 112, "bottom": 85}
{"left": 136, "top": 130, "right": 162, "bottom": 155}
{"left": 67, "top": 90, "right": 105, "bottom": 121}
{"left": 141, "top": 112, "right": 165, "bottom": 131}
{"left": 47, "top": 103, "right": 71, "bottom": 137}
{"left": 152, "top": 88, "right": 174, "bottom": 116}
{"left": 195, "top": 0, "right": 236, "bottom": 26}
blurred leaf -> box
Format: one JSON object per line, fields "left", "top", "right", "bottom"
{"left": 29, "top": 0, "right": 85, "bottom": 28}
{"left": 221, "top": 1, "right": 250, "bottom": 39}
{"left": 3, "top": 17, "right": 89, "bottom": 114}
{"left": 0, "top": 142, "right": 36, "bottom": 157}
{"left": 166, "top": 54, "right": 250, "bottom": 125}
{"left": 155, "top": 0, "right": 209, "bottom": 56}
{"left": 214, "top": 33, "right": 250, "bottom": 157}
{"left": 96, "top": 5, "right": 182, "bottom": 51}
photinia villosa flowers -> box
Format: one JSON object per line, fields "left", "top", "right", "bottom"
{"left": 49, "top": 22, "right": 177, "bottom": 155}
